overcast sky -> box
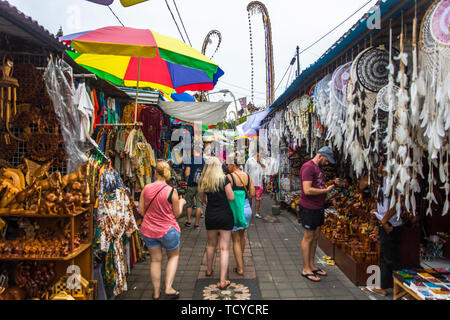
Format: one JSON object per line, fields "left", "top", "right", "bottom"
{"left": 8, "top": 0, "right": 378, "bottom": 110}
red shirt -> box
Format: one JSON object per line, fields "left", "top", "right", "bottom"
{"left": 140, "top": 183, "right": 180, "bottom": 239}
{"left": 298, "top": 160, "right": 326, "bottom": 210}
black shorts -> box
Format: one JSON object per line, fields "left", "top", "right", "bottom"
{"left": 299, "top": 206, "right": 324, "bottom": 231}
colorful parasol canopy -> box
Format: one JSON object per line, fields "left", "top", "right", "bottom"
{"left": 61, "top": 26, "right": 224, "bottom": 94}
{"left": 60, "top": 26, "right": 218, "bottom": 74}
{"left": 66, "top": 50, "right": 224, "bottom": 94}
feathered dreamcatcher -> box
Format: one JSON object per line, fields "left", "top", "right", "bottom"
{"left": 416, "top": 0, "right": 450, "bottom": 216}
{"left": 326, "top": 62, "right": 352, "bottom": 150}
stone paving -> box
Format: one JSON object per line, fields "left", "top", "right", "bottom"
{"left": 117, "top": 196, "right": 390, "bottom": 300}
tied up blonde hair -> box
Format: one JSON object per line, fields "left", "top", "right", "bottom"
{"left": 155, "top": 161, "right": 171, "bottom": 181}
{"left": 198, "top": 157, "right": 225, "bottom": 193}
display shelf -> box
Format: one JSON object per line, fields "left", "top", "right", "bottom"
{"left": 393, "top": 277, "right": 423, "bottom": 300}
{"left": 334, "top": 245, "right": 374, "bottom": 286}
{"left": 0, "top": 206, "right": 90, "bottom": 218}
{"left": 0, "top": 243, "right": 91, "bottom": 261}
{"left": 318, "top": 232, "right": 335, "bottom": 260}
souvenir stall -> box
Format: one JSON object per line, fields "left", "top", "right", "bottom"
{"left": 261, "top": 0, "right": 450, "bottom": 298}
{"left": 0, "top": 1, "right": 118, "bottom": 300}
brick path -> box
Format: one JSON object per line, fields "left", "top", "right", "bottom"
{"left": 117, "top": 197, "right": 390, "bottom": 300}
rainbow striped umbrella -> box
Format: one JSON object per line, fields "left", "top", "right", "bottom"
{"left": 61, "top": 26, "right": 223, "bottom": 94}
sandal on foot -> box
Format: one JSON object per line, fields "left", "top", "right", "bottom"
{"left": 205, "top": 270, "right": 213, "bottom": 277}
{"left": 233, "top": 267, "right": 244, "bottom": 276}
{"left": 301, "top": 273, "right": 321, "bottom": 282}
{"left": 164, "top": 290, "right": 180, "bottom": 299}
{"left": 363, "top": 287, "right": 388, "bottom": 297}
{"left": 218, "top": 280, "right": 231, "bottom": 290}
{"left": 312, "top": 268, "right": 327, "bottom": 276}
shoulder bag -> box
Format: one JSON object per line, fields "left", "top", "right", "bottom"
{"left": 228, "top": 173, "right": 248, "bottom": 229}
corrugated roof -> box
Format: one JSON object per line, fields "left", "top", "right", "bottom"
{"left": 264, "top": 0, "right": 418, "bottom": 121}
{"left": 0, "top": 0, "right": 69, "bottom": 52}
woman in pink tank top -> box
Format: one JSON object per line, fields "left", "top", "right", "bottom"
{"left": 138, "top": 161, "right": 186, "bottom": 299}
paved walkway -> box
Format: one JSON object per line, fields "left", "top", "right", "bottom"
{"left": 117, "top": 197, "right": 390, "bottom": 300}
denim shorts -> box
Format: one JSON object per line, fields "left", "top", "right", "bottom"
{"left": 141, "top": 226, "right": 181, "bottom": 251}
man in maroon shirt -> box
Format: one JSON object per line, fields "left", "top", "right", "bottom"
{"left": 299, "top": 146, "right": 336, "bottom": 282}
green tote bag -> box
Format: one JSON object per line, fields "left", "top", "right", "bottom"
{"left": 228, "top": 190, "right": 248, "bottom": 229}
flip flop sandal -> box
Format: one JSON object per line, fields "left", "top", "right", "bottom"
{"left": 362, "top": 287, "right": 388, "bottom": 297}
{"left": 205, "top": 270, "right": 213, "bottom": 277}
{"left": 312, "top": 269, "right": 327, "bottom": 276}
{"left": 301, "top": 273, "right": 321, "bottom": 282}
{"left": 164, "top": 290, "right": 180, "bottom": 299}
{"left": 218, "top": 280, "right": 231, "bottom": 290}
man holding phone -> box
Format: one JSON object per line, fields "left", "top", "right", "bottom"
{"left": 298, "top": 146, "right": 336, "bottom": 282}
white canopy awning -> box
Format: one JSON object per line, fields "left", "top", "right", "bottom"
{"left": 158, "top": 101, "right": 231, "bottom": 125}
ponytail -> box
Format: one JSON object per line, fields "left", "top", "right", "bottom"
{"left": 156, "top": 161, "right": 171, "bottom": 181}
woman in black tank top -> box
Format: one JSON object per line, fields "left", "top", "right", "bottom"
{"left": 226, "top": 162, "right": 256, "bottom": 276}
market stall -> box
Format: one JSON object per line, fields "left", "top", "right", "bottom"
{"left": 260, "top": 0, "right": 450, "bottom": 298}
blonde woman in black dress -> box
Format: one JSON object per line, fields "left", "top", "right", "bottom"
{"left": 198, "top": 157, "right": 235, "bottom": 289}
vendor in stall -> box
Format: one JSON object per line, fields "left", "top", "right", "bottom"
{"left": 366, "top": 163, "right": 403, "bottom": 296}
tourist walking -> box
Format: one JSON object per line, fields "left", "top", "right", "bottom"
{"left": 138, "top": 161, "right": 186, "bottom": 299}
{"left": 198, "top": 157, "right": 235, "bottom": 289}
{"left": 226, "top": 160, "right": 256, "bottom": 276}
{"left": 298, "top": 146, "right": 335, "bottom": 282}
{"left": 184, "top": 147, "right": 205, "bottom": 229}
{"left": 244, "top": 150, "right": 265, "bottom": 219}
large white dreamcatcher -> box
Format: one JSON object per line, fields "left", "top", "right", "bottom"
{"left": 326, "top": 62, "right": 352, "bottom": 150}
{"left": 417, "top": 0, "right": 450, "bottom": 216}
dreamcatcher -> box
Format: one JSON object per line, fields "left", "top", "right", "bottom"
{"left": 374, "top": 84, "right": 399, "bottom": 144}
{"left": 299, "top": 95, "right": 310, "bottom": 150}
{"left": 331, "top": 62, "right": 352, "bottom": 107}
{"left": 344, "top": 48, "right": 377, "bottom": 177}
{"left": 313, "top": 74, "right": 331, "bottom": 125}
{"left": 327, "top": 62, "right": 352, "bottom": 150}
{"left": 417, "top": 0, "right": 450, "bottom": 216}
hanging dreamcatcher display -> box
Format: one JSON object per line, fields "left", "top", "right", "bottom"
{"left": 326, "top": 62, "right": 352, "bottom": 150}
{"left": 356, "top": 47, "right": 393, "bottom": 93}
{"left": 416, "top": 0, "right": 450, "bottom": 216}
{"left": 313, "top": 74, "right": 331, "bottom": 126}
{"left": 343, "top": 48, "right": 377, "bottom": 177}
{"left": 284, "top": 99, "right": 299, "bottom": 149}
{"left": 299, "top": 95, "right": 311, "bottom": 150}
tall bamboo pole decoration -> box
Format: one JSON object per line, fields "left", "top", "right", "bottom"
{"left": 247, "top": 1, "right": 275, "bottom": 108}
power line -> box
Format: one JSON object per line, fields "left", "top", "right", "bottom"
{"left": 107, "top": 5, "right": 125, "bottom": 26}
{"left": 217, "top": 80, "right": 266, "bottom": 95}
{"left": 299, "top": 0, "right": 374, "bottom": 55}
{"left": 172, "top": 0, "right": 192, "bottom": 47}
{"left": 164, "top": 0, "right": 186, "bottom": 43}
{"left": 274, "top": 0, "right": 374, "bottom": 94}
{"left": 275, "top": 55, "right": 296, "bottom": 93}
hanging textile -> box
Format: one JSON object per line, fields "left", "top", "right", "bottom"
{"left": 158, "top": 101, "right": 230, "bottom": 125}
{"left": 139, "top": 105, "right": 163, "bottom": 151}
